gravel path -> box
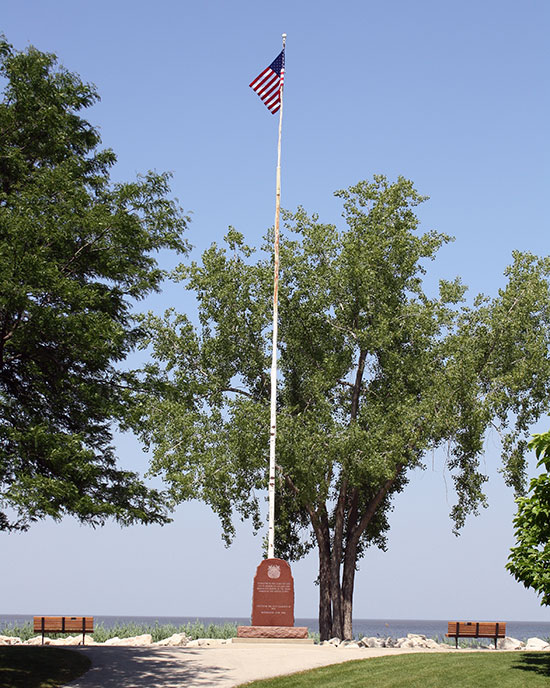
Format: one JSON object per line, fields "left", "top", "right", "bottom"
{"left": 66, "top": 643, "right": 450, "bottom": 688}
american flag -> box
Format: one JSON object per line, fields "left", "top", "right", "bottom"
{"left": 249, "top": 49, "right": 285, "bottom": 114}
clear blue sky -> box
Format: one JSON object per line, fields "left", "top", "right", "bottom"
{"left": 1, "top": 0, "right": 549, "bottom": 622}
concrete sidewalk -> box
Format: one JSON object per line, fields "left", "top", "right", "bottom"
{"left": 67, "top": 643, "right": 449, "bottom": 688}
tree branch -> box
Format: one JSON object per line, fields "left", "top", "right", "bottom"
{"left": 59, "top": 227, "right": 111, "bottom": 276}
{"left": 338, "top": 379, "right": 355, "bottom": 389}
{"left": 222, "top": 386, "right": 256, "bottom": 399}
{"left": 350, "top": 349, "right": 367, "bottom": 420}
{"left": 348, "top": 463, "right": 405, "bottom": 550}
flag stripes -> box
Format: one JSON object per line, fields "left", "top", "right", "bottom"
{"left": 249, "top": 50, "right": 285, "bottom": 114}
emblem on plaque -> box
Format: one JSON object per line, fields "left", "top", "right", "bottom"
{"left": 267, "top": 564, "right": 281, "bottom": 579}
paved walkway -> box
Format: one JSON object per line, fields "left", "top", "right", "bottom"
{"left": 67, "top": 644, "right": 449, "bottom": 688}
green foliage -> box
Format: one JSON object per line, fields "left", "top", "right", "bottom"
{"left": 507, "top": 429, "right": 550, "bottom": 605}
{"left": 239, "top": 653, "right": 550, "bottom": 688}
{"left": 0, "top": 38, "right": 189, "bottom": 530}
{"left": 0, "top": 622, "right": 34, "bottom": 642}
{"left": 0, "top": 647, "right": 91, "bottom": 688}
{"left": 91, "top": 619, "right": 238, "bottom": 642}
{"left": 179, "top": 620, "right": 238, "bottom": 640}
{"left": 137, "top": 175, "right": 550, "bottom": 540}
{"left": 132, "top": 174, "right": 550, "bottom": 637}
{"left": 0, "top": 620, "right": 239, "bottom": 643}
{"left": 435, "top": 635, "right": 499, "bottom": 649}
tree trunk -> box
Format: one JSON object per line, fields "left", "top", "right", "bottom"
{"left": 329, "top": 487, "right": 346, "bottom": 639}
{"left": 315, "top": 526, "right": 356, "bottom": 640}
{"left": 342, "top": 540, "right": 357, "bottom": 639}
{"left": 328, "top": 578, "right": 343, "bottom": 639}
{"left": 308, "top": 456, "right": 402, "bottom": 641}
{"left": 339, "top": 471, "right": 402, "bottom": 639}
{"left": 317, "top": 526, "right": 333, "bottom": 640}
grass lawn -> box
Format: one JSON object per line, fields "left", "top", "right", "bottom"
{"left": 0, "top": 647, "right": 91, "bottom": 688}
{"left": 239, "top": 652, "right": 550, "bottom": 688}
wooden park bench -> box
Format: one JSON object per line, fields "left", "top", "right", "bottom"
{"left": 446, "top": 621, "right": 506, "bottom": 649}
{"left": 33, "top": 616, "right": 94, "bottom": 645}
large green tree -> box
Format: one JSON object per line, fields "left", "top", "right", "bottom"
{"left": 0, "top": 39, "right": 189, "bottom": 531}
{"left": 133, "top": 175, "right": 550, "bottom": 640}
{"left": 507, "top": 430, "right": 550, "bottom": 605}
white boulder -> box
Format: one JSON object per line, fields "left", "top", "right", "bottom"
{"left": 525, "top": 637, "right": 550, "bottom": 651}
{"left": 390, "top": 634, "right": 446, "bottom": 650}
{"left": 47, "top": 637, "right": 74, "bottom": 646}
{"left": 361, "top": 636, "right": 386, "bottom": 648}
{"left": 104, "top": 634, "right": 152, "bottom": 646}
{"left": 497, "top": 637, "right": 525, "bottom": 651}
{"left": 47, "top": 635, "right": 92, "bottom": 646}
{"left": 0, "top": 635, "right": 21, "bottom": 645}
{"left": 396, "top": 638, "right": 415, "bottom": 648}
{"left": 22, "top": 634, "right": 96, "bottom": 646}
{"left": 186, "top": 638, "right": 228, "bottom": 647}
{"left": 424, "top": 639, "right": 444, "bottom": 650}
{"left": 154, "top": 633, "right": 189, "bottom": 647}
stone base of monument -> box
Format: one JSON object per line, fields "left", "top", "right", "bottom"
{"left": 232, "top": 636, "right": 314, "bottom": 644}
{"left": 236, "top": 625, "right": 309, "bottom": 639}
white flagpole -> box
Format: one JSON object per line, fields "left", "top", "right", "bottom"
{"left": 268, "top": 33, "right": 286, "bottom": 560}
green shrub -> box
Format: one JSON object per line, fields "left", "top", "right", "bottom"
{"left": 0, "top": 622, "right": 35, "bottom": 642}
{"left": 90, "top": 620, "right": 239, "bottom": 642}
{"left": 0, "top": 619, "right": 242, "bottom": 643}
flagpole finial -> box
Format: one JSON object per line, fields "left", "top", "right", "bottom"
{"left": 282, "top": 33, "right": 287, "bottom": 46}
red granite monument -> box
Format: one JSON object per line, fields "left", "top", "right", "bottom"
{"left": 237, "top": 558, "right": 308, "bottom": 639}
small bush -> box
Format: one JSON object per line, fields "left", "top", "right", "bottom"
{"left": 0, "top": 622, "right": 35, "bottom": 642}
{"left": 90, "top": 620, "right": 239, "bottom": 642}
{"left": 433, "top": 634, "right": 492, "bottom": 649}
{"left": 0, "top": 619, "right": 240, "bottom": 643}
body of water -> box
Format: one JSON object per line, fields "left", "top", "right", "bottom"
{"left": 1, "top": 614, "right": 549, "bottom": 642}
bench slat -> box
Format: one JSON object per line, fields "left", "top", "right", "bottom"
{"left": 446, "top": 622, "right": 506, "bottom": 638}
{"left": 33, "top": 616, "right": 94, "bottom": 633}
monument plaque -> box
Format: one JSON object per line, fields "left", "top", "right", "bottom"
{"left": 251, "top": 558, "right": 294, "bottom": 627}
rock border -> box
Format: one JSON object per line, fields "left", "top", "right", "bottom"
{"left": 1, "top": 631, "right": 549, "bottom": 650}
{"left": 319, "top": 633, "right": 550, "bottom": 651}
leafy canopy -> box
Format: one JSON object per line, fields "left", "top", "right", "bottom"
{"left": 132, "top": 174, "right": 550, "bottom": 639}
{"left": 0, "top": 38, "right": 189, "bottom": 531}
{"left": 507, "top": 429, "right": 550, "bottom": 606}
{"left": 134, "top": 175, "right": 550, "bottom": 555}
